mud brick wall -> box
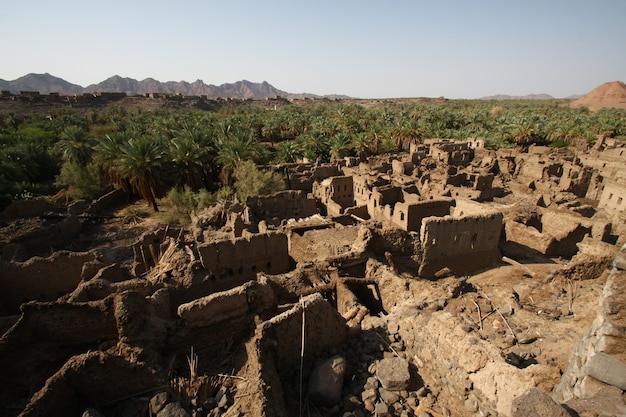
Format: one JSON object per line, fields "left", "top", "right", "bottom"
{"left": 352, "top": 175, "right": 372, "bottom": 206}
{"left": 0, "top": 251, "right": 97, "bottom": 314}
{"left": 555, "top": 243, "right": 626, "bottom": 402}
{"left": 367, "top": 185, "right": 402, "bottom": 224}
{"left": 473, "top": 173, "right": 495, "bottom": 191}
{"left": 0, "top": 197, "right": 58, "bottom": 219}
{"left": 312, "top": 164, "right": 343, "bottom": 181}
{"left": 11, "top": 215, "right": 83, "bottom": 257}
{"left": 418, "top": 213, "right": 503, "bottom": 278}
{"left": 247, "top": 190, "right": 317, "bottom": 220}
{"left": 313, "top": 176, "right": 354, "bottom": 216}
{"left": 197, "top": 232, "right": 290, "bottom": 281}
{"left": 598, "top": 182, "right": 626, "bottom": 215}
{"left": 392, "top": 198, "right": 454, "bottom": 232}
{"left": 328, "top": 176, "right": 354, "bottom": 210}
{"left": 558, "top": 165, "right": 594, "bottom": 197}
{"left": 257, "top": 293, "right": 348, "bottom": 369}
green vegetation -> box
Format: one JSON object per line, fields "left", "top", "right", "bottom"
{"left": 1, "top": 99, "right": 625, "bottom": 212}
{"left": 233, "top": 160, "right": 286, "bottom": 202}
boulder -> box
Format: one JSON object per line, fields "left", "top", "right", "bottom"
{"left": 156, "top": 402, "right": 190, "bottom": 417}
{"left": 307, "top": 355, "right": 346, "bottom": 406}
{"left": 582, "top": 352, "right": 626, "bottom": 390}
{"left": 510, "top": 387, "right": 569, "bottom": 417}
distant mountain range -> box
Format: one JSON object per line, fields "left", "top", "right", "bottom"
{"left": 0, "top": 73, "right": 346, "bottom": 100}
{"left": 479, "top": 93, "right": 582, "bottom": 100}
{"left": 1, "top": 73, "right": 610, "bottom": 102}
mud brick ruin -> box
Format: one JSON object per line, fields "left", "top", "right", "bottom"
{"left": 0, "top": 136, "right": 625, "bottom": 417}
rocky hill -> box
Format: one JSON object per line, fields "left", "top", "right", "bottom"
{"left": 0, "top": 73, "right": 83, "bottom": 95}
{"left": 83, "top": 76, "right": 292, "bottom": 99}
{"left": 480, "top": 93, "right": 555, "bottom": 100}
{"left": 0, "top": 73, "right": 337, "bottom": 100}
{"left": 571, "top": 80, "right": 626, "bottom": 111}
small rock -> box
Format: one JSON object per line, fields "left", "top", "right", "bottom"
{"left": 406, "top": 396, "right": 418, "bottom": 408}
{"left": 368, "top": 362, "right": 377, "bottom": 374}
{"left": 517, "top": 332, "right": 537, "bottom": 344}
{"left": 374, "top": 401, "right": 391, "bottom": 417}
{"left": 465, "top": 395, "right": 479, "bottom": 412}
{"left": 214, "top": 386, "right": 227, "bottom": 404}
{"left": 364, "top": 376, "right": 379, "bottom": 390}
{"left": 342, "top": 394, "right": 362, "bottom": 411}
{"left": 82, "top": 409, "right": 104, "bottom": 417}
{"left": 390, "top": 341, "right": 405, "bottom": 352}
{"left": 157, "top": 402, "right": 190, "bottom": 417}
{"left": 376, "top": 357, "right": 411, "bottom": 391}
{"left": 218, "top": 392, "right": 230, "bottom": 409}
{"left": 613, "top": 248, "right": 626, "bottom": 270}
{"left": 308, "top": 355, "right": 347, "bottom": 406}
{"left": 418, "top": 412, "right": 432, "bottom": 417}
{"left": 361, "top": 388, "right": 377, "bottom": 403}
{"left": 364, "top": 399, "right": 375, "bottom": 413}
{"left": 150, "top": 392, "right": 169, "bottom": 415}
{"left": 379, "top": 388, "right": 399, "bottom": 405}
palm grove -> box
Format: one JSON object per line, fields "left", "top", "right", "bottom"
{"left": 0, "top": 99, "right": 624, "bottom": 217}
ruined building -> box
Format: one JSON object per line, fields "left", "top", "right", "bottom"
{"left": 0, "top": 137, "right": 624, "bottom": 417}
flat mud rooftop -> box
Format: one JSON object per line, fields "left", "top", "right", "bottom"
{"left": 1, "top": 141, "right": 625, "bottom": 417}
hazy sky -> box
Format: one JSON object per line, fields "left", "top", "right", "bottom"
{"left": 1, "top": 0, "right": 624, "bottom": 98}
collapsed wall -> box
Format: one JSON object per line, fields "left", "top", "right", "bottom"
{"left": 237, "top": 293, "right": 349, "bottom": 417}
{"left": 0, "top": 251, "right": 98, "bottom": 315}
{"left": 313, "top": 176, "right": 354, "bottom": 216}
{"left": 418, "top": 212, "right": 503, "bottom": 278}
{"left": 554, "top": 243, "right": 626, "bottom": 415}
{"left": 247, "top": 190, "right": 318, "bottom": 221}
{"left": 398, "top": 310, "right": 559, "bottom": 416}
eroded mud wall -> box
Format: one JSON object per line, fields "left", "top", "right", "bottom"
{"left": 197, "top": 232, "right": 290, "bottom": 281}
{"left": 419, "top": 213, "right": 503, "bottom": 278}
{"left": 258, "top": 293, "right": 348, "bottom": 369}
{"left": 555, "top": 243, "right": 626, "bottom": 402}
{"left": 0, "top": 251, "right": 97, "bottom": 314}
{"left": 247, "top": 190, "right": 318, "bottom": 220}
{"left": 393, "top": 198, "right": 454, "bottom": 232}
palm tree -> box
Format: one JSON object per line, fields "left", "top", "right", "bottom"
{"left": 170, "top": 127, "right": 215, "bottom": 189}
{"left": 351, "top": 132, "right": 371, "bottom": 160}
{"left": 215, "top": 129, "right": 259, "bottom": 184}
{"left": 328, "top": 132, "right": 352, "bottom": 161}
{"left": 116, "top": 134, "right": 170, "bottom": 211}
{"left": 506, "top": 118, "right": 537, "bottom": 147}
{"left": 93, "top": 132, "right": 131, "bottom": 191}
{"left": 54, "top": 125, "right": 94, "bottom": 166}
{"left": 276, "top": 140, "right": 303, "bottom": 163}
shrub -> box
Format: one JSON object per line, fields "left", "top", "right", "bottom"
{"left": 55, "top": 162, "right": 105, "bottom": 200}
{"left": 232, "top": 160, "right": 286, "bottom": 202}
